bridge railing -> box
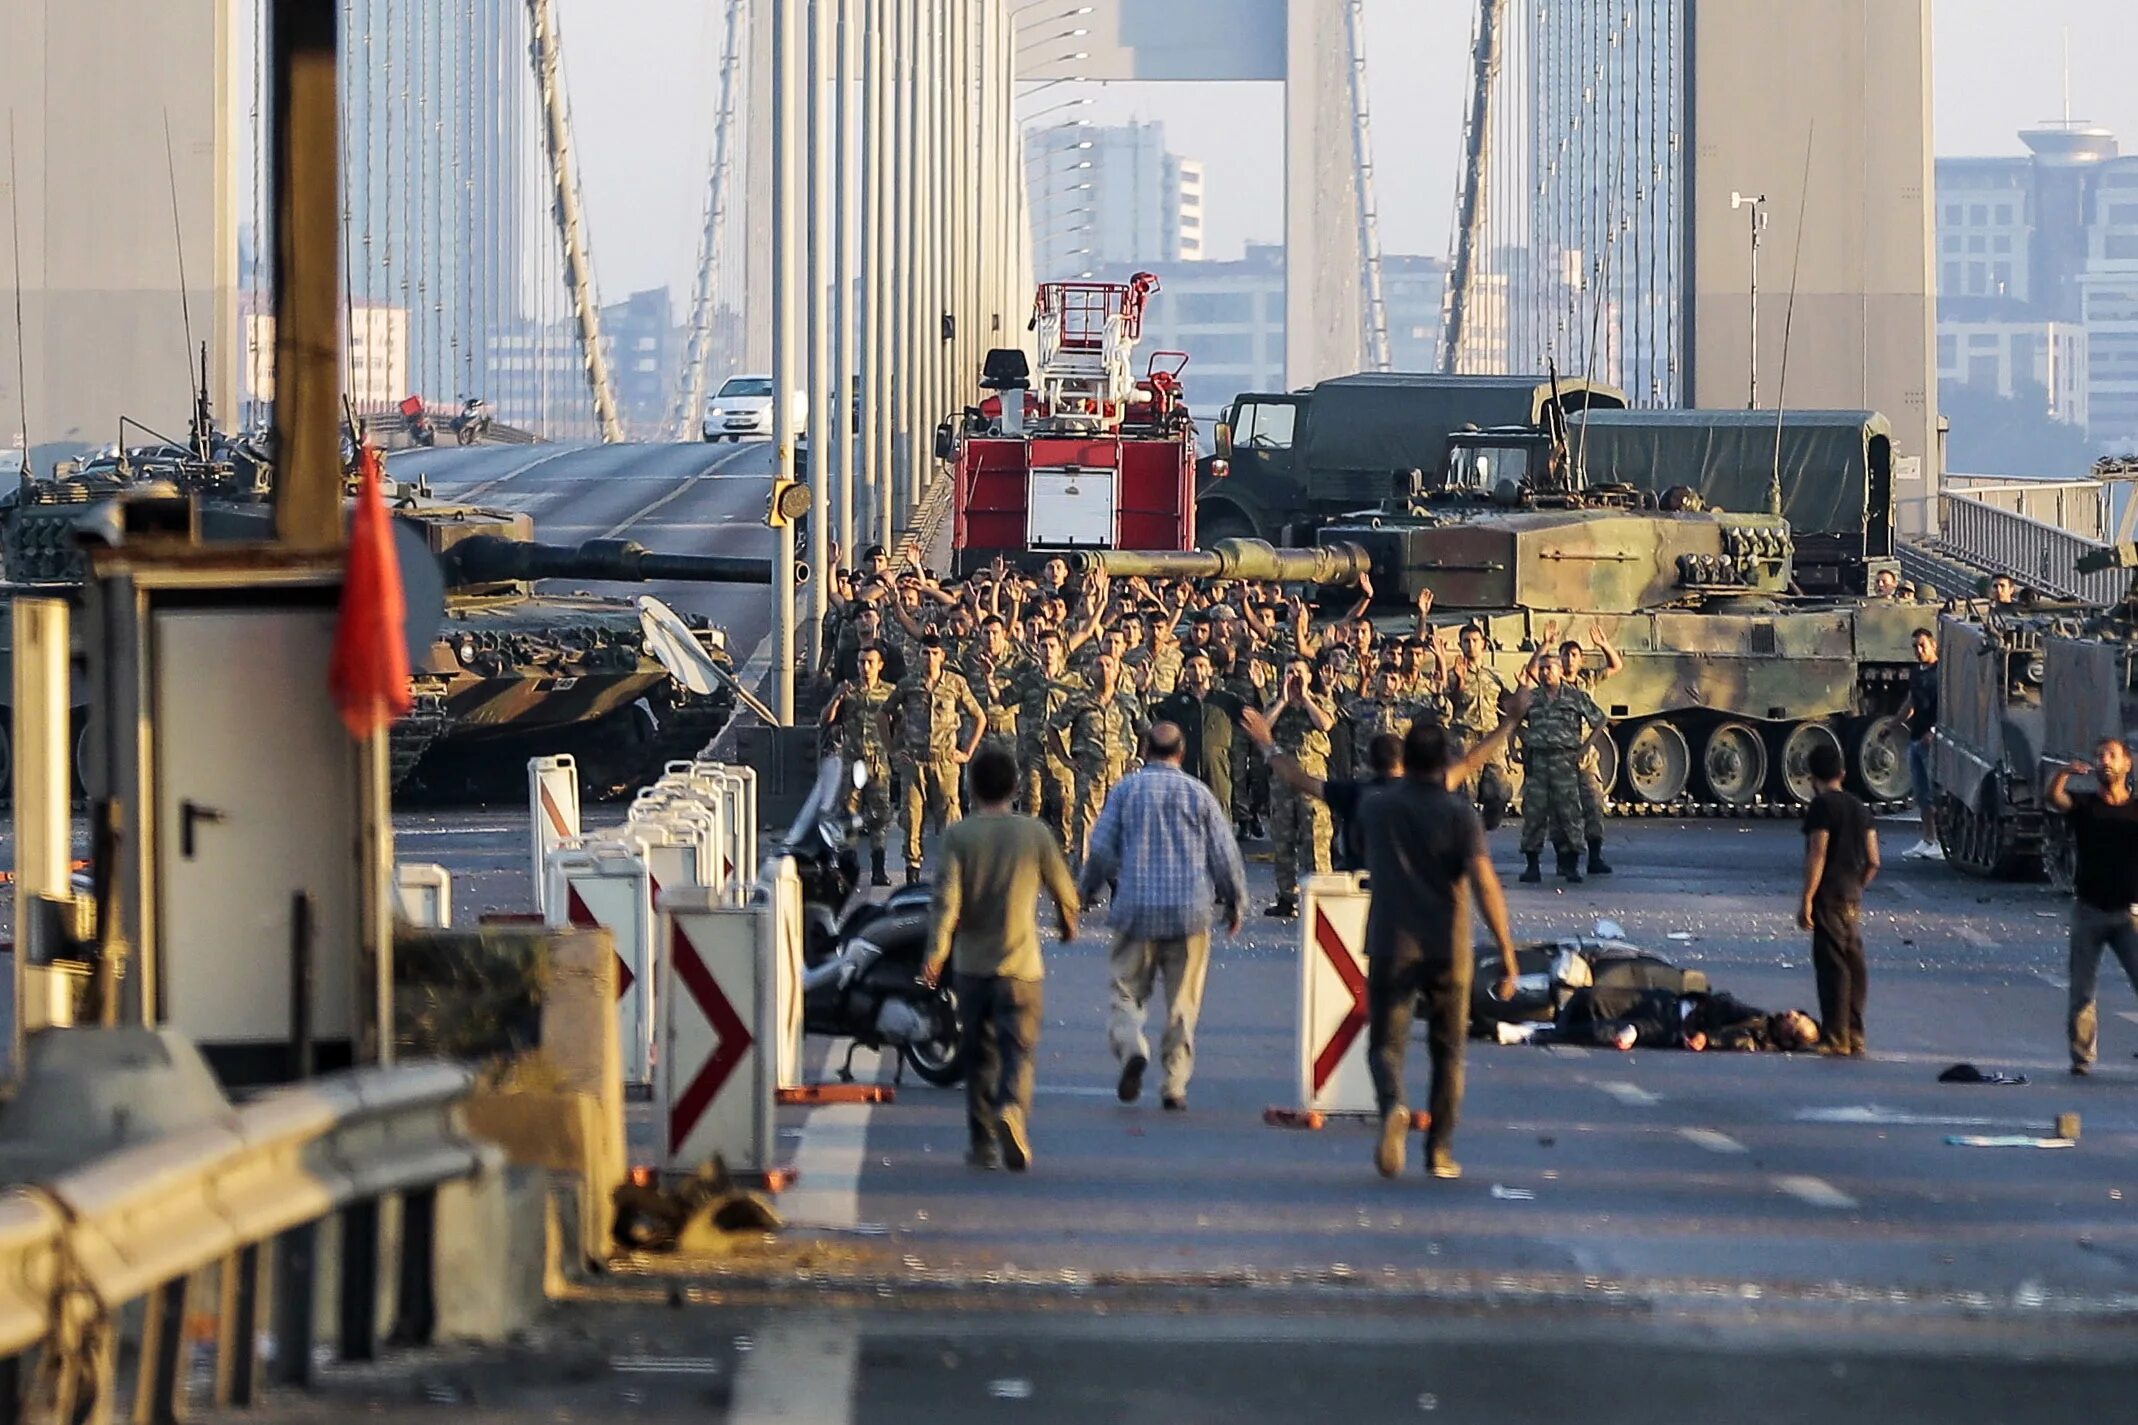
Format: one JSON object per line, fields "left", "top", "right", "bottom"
{"left": 1936, "top": 491, "right": 2129, "bottom": 605}
{"left": 1942, "top": 475, "right": 2112, "bottom": 542}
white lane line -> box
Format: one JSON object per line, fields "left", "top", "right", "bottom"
{"left": 1774, "top": 1174, "right": 1858, "bottom": 1210}
{"left": 1595, "top": 1080, "right": 1661, "bottom": 1107}
{"left": 1036, "top": 1084, "right": 1125, "bottom": 1098}
{"left": 1679, "top": 1127, "right": 1748, "bottom": 1155}
{"left": 727, "top": 1319, "right": 859, "bottom": 1425}
{"left": 597, "top": 443, "right": 759, "bottom": 539}
{"left": 778, "top": 1046, "right": 883, "bottom": 1230}
{"left": 452, "top": 444, "right": 585, "bottom": 502}
{"left": 2119, "top": 1010, "right": 2138, "bottom": 1026}
{"left": 2036, "top": 968, "right": 2071, "bottom": 991}
{"left": 1544, "top": 1044, "right": 1590, "bottom": 1059}
{"left": 1951, "top": 925, "right": 1994, "bottom": 948}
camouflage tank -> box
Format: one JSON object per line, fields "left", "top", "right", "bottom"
{"left": 1096, "top": 471, "right": 1923, "bottom": 816}
{"left": 0, "top": 438, "right": 774, "bottom": 801}
{"left": 1931, "top": 544, "right": 2138, "bottom": 885}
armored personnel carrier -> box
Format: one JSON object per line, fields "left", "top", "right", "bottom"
{"left": 1930, "top": 544, "right": 2138, "bottom": 885}
{"left": 0, "top": 430, "right": 774, "bottom": 801}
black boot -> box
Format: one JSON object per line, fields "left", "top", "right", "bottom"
{"left": 871, "top": 849, "right": 890, "bottom": 887}
{"left": 1264, "top": 895, "right": 1299, "bottom": 919}
{"left": 905, "top": 864, "right": 923, "bottom": 886}
{"left": 1519, "top": 852, "right": 1542, "bottom": 884}
{"left": 1587, "top": 838, "right": 1613, "bottom": 875}
{"left": 1556, "top": 846, "right": 1584, "bottom": 884}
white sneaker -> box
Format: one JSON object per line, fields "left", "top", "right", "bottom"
{"left": 1902, "top": 839, "right": 1936, "bottom": 859}
{"left": 1914, "top": 839, "right": 1944, "bottom": 860}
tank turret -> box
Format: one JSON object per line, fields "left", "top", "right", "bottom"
{"left": 1071, "top": 537, "right": 1371, "bottom": 587}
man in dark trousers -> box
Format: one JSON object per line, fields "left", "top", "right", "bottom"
{"left": 2045, "top": 738, "right": 2138, "bottom": 1076}
{"left": 925, "top": 747, "right": 1080, "bottom": 1171}
{"left": 1798, "top": 740, "right": 1879, "bottom": 1056}
{"left": 1359, "top": 722, "right": 1519, "bottom": 1181}
{"left": 1898, "top": 626, "right": 1941, "bottom": 859}
{"left": 1149, "top": 650, "right": 1245, "bottom": 822}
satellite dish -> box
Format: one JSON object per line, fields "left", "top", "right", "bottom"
{"left": 638, "top": 595, "right": 724, "bottom": 695}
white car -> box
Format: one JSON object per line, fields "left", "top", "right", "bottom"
{"left": 703, "top": 375, "right": 807, "bottom": 442}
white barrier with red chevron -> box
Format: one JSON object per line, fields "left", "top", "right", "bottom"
{"left": 762, "top": 856, "right": 806, "bottom": 1091}
{"left": 656, "top": 885, "right": 776, "bottom": 1175}
{"left": 528, "top": 755, "right": 582, "bottom": 916}
{"left": 1291, "top": 872, "right": 1375, "bottom": 1117}
{"left": 545, "top": 843, "right": 658, "bottom": 1087}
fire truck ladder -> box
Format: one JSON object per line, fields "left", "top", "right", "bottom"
{"left": 1031, "top": 282, "right": 1140, "bottom": 427}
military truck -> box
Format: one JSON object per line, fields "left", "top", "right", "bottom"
{"left": 1195, "top": 373, "right": 1627, "bottom": 546}
{"left": 1565, "top": 408, "right": 1900, "bottom": 596}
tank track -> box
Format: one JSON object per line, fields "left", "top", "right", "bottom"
{"left": 389, "top": 690, "right": 452, "bottom": 789}
{"left": 1603, "top": 797, "right": 1910, "bottom": 820}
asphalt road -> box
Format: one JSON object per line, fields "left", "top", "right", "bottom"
{"left": 387, "top": 440, "right": 785, "bottom": 677}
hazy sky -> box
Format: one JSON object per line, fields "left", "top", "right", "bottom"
{"left": 556, "top": 0, "right": 2138, "bottom": 300}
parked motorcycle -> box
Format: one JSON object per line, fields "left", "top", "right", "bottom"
{"left": 777, "top": 758, "right": 963, "bottom": 1087}
{"left": 452, "top": 396, "right": 492, "bottom": 446}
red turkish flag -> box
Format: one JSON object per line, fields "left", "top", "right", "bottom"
{"left": 328, "top": 443, "right": 413, "bottom": 737}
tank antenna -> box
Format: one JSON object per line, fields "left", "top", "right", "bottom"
{"left": 1770, "top": 121, "right": 1815, "bottom": 519}
{"left": 7, "top": 112, "right": 31, "bottom": 481}
{"left": 164, "top": 109, "right": 199, "bottom": 413}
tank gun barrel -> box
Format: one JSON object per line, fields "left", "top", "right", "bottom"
{"left": 2075, "top": 542, "right": 2138, "bottom": 576}
{"left": 1072, "top": 538, "right": 1371, "bottom": 586}
{"left": 442, "top": 534, "right": 807, "bottom": 587}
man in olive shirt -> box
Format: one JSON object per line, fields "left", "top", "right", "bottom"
{"left": 926, "top": 747, "right": 1081, "bottom": 1171}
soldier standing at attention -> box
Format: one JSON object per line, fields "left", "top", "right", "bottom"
{"left": 1015, "top": 628, "right": 1087, "bottom": 849}
{"left": 1517, "top": 652, "right": 1607, "bottom": 884}
{"left": 1054, "top": 651, "right": 1142, "bottom": 870}
{"left": 1143, "top": 611, "right": 1185, "bottom": 697}
{"left": 1263, "top": 656, "right": 1337, "bottom": 919}
{"left": 822, "top": 645, "right": 898, "bottom": 886}
{"left": 1445, "top": 624, "right": 1514, "bottom": 828}
{"left": 890, "top": 635, "right": 985, "bottom": 885}
{"left": 1560, "top": 624, "right": 1623, "bottom": 875}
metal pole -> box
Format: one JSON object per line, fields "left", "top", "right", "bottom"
{"left": 834, "top": 0, "right": 859, "bottom": 564}
{"left": 269, "top": 0, "right": 343, "bottom": 549}
{"left": 860, "top": 0, "right": 887, "bottom": 547}
{"left": 890, "top": 0, "right": 915, "bottom": 530}
{"left": 772, "top": 0, "right": 800, "bottom": 722}
{"left": 807, "top": 0, "right": 833, "bottom": 660}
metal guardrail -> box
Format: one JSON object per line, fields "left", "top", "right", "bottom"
{"left": 0, "top": 1061, "right": 487, "bottom": 1421}
{"left": 1936, "top": 493, "right": 2130, "bottom": 605}
{"left": 1942, "top": 476, "right": 2111, "bottom": 541}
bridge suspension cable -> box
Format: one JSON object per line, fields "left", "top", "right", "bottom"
{"left": 669, "top": 0, "right": 748, "bottom": 440}
{"left": 1343, "top": 0, "right": 1390, "bottom": 372}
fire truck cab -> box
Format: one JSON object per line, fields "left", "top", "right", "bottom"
{"left": 946, "top": 274, "right": 1197, "bottom": 574}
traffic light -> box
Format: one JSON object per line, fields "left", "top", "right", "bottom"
{"left": 765, "top": 477, "right": 813, "bottom": 529}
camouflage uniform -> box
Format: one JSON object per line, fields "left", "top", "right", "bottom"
{"left": 1446, "top": 659, "right": 1513, "bottom": 819}
{"left": 1569, "top": 666, "right": 1612, "bottom": 837}
{"left": 961, "top": 648, "right": 1026, "bottom": 760}
{"left": 1142, "top": 641, "right": 1184, "bottom": 697}
{"left": 889, "top": 668, "right": 983, "bottom": 873}
{"left": 1055, "top": 685, "right": 1142, "bottom": 866}
{"left": 1518, "top": 684, "right": 1606, "bottom": 859}
{"left": 1341, "top": 691, "right": 1441, "bottom": 778}
{"left": 1266, "top": 694, "right": 1337, "bottom": 901}
{"left": 1016, "top": 664, "right": 1088, "bottom": 847}
{"left": 833, "top": 681, "right": 897, "bottom": 851}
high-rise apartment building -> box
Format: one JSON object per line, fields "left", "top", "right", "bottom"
{"left": 1028, "top": 121, "right": 1204, "bottom": 279}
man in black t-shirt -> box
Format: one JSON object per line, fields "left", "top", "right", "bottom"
{"left": 1799, "top": 741, "right": 1879, "bottom": 1055}
{"left": 1898, "top": 627, "right": 1942, "bottom": 859}
{"left": 2045, "top": 739, "right": 2138, "bottom": 1075}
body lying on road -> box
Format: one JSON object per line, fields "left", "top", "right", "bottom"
{"left": 1473, "top": 933, "right": 1821, "bottom": 1052}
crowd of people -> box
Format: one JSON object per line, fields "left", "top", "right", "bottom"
{"left": 815, "top": 542, "right": 1623, "bottom": 900}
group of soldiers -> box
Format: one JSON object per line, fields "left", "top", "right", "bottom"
{"left": 815, "top": 542, "right": 1622, "bottom": 905}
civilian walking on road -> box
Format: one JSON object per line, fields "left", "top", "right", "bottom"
{"left": 1080, "top": 722, "right": 1248, "bottom": 1112}
{"left": 2045, "top": 739, "right": 2138, "bottom": 1076}
{"left": 1798, "top": 741, "right": 1879, "bottom": 1056}
{"left": 1899, "top": 627, "right": 1943, "bottom": 859}
{"left": 1361, "top": 722, "right": 1519, "bottom": 1181}
{"left": 926, "top": 748, "right": 1080, "bottom": 1172}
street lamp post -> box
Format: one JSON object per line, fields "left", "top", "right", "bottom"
{"left": 1731, "top": 190, "right": 1768, "bottom": 410}
{"left": 770, "top": 0, "right": 801, "bottom": 722}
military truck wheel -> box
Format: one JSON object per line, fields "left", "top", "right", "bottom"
{"left": 1196, "top": 509, "right": 1257, "bottom": 549}
{"left": 1620, "top": 720, "right": 1690, "bottom": 805}
{"left": 2042, "top": 818, "right": 2077, "bottom": 894}
{"left": 1772, "top": 721, "right": 1842, "bottom": 807}
{"left": 1699, "top": 722, "right": 1768, "bottom": 806}
{"left": 1847, "top": 714, "right": 1911, "bottom": 804}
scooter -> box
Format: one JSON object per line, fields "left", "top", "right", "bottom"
{"left": 776, "top": 758, "right": 964, "bottom": 1087}
{"left": 452, "top": 396, "right": 492, "bottom": 446}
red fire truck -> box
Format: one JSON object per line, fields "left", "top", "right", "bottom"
{"left": 945, "top": 274, "right": 1198, "bottom": 574}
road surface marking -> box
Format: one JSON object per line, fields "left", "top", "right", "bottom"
{"left": 1544, "top": 1044, "right": 1590, "bottom": 1059}
{"left": 1679, "top": 1128, "right": 1748, "bottom": 1154}
{"left": 452, "top": 445, "right": 584, "bottom": 501}
{"left": 1951, "top": 925, "right": 1994, "bottom": 948}
{"left": 1595, "top": 1080, "right": 1660, "bottom": 1107}
{"left": 728, "top": 1319, "right": 859, "bottom": 1425}
{"left": 1037, "top": 1085, "right": 1128, "bottom": 1097}
{"left": 599, "top": 445, "right": 757, "bottom": 539}
{"left": 2035, "top": 968, "right": 2070, "bottom": 991}
{"left": 1774, "top": 1175, "right": 1858, "bottom": 1210}
{"left": 1796, "top": 1105, "right": 2001, "bottom": 1127}
{"left": 612, "top": 1356, "right": 729, "bottom": 1375}
{"left": 2118, "top": 1010, "right": 2138, "bottom": 1026}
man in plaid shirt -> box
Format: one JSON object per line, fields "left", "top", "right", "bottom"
{"left": 1080, "top": 722, "right": 1247, "bottom": 1111}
